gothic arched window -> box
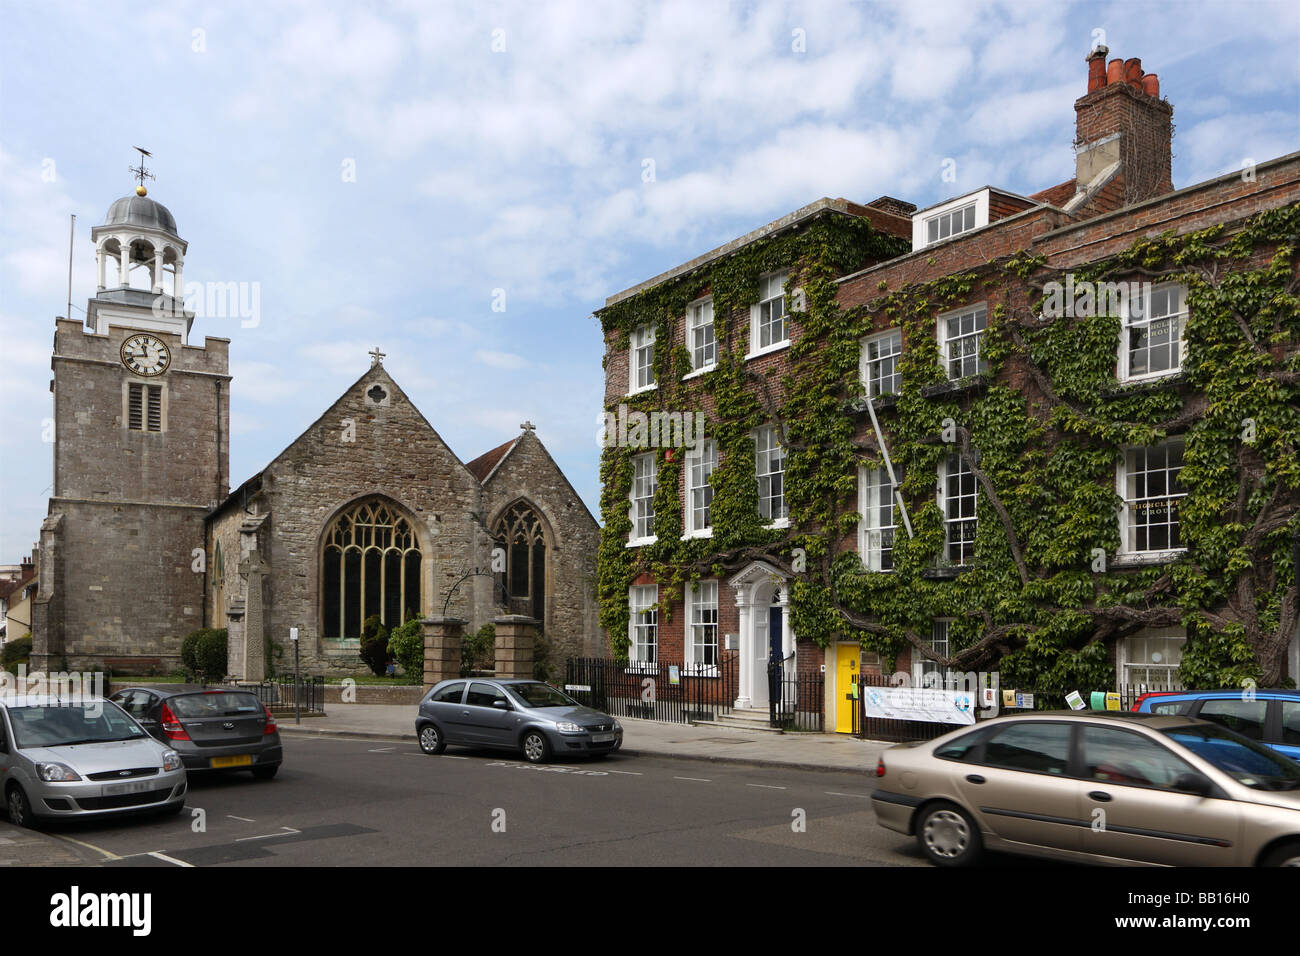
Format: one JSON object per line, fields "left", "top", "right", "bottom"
{"left": 211, "top": 541, "right": 226, "bottom": 627}
{"left": 322, "top": 499, "right": 422, "bottom": 639}
{"left": 493, "top": 502, "right": 546, "bottom": 626}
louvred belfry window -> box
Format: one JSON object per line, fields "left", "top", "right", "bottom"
{"left": 322, "top": 499, "right": 422, "bottom": 639}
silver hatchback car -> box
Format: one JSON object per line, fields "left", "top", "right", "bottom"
{"left": 1, "top": 695, "right": 187, "bottom": 828}
{"left": 417, "top": 679, "right": 623, "bottom": 763}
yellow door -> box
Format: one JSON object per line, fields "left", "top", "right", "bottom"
{"left": 835, "top": 644, "right": 860, "bottom": 734}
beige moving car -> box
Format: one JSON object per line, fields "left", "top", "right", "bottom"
{"left": 872, "top": 711, "right": 1300, "bottom": 866}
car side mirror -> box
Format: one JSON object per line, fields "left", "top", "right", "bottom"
{"left": 493, "top": 700, "right": 511, "bottom": 710}
{"left": 1173, "top": 771, "right": 1212, "bottom": 796}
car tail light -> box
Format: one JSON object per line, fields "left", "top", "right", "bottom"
{"left": 876, "top": 757, "right": 886, "bottom": 778}
{"left": 263, "top": 704, "right": 277, "bottom": 735}
{"left": 1131, "top": 691, "right": 1178, "bottom": 712}
{"left": 160, "top": 702, "right": 190, "bottom": 740}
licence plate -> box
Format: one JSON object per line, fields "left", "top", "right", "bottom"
{"left": 210, "top": 754, "right": 253, "bottom": 768}
{"left": 591, "top": 733, "right": 616, "bottom": 743}
{"left": 102, "top": 780, "right": 156, "bottom": 796}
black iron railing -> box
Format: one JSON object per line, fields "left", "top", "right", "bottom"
{"left": 236, "top": 675, "right": 326, "bottom": 715}
{"left": 767, "top": 660, "right": 825, "bottom": 731}
{"left": 562, "top": 655, "right": 739, "bottom": 724}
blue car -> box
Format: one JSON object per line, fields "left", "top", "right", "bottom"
{"left": 1132, "top": 690, "right": 1300, "bottom": 761}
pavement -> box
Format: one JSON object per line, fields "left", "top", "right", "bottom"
{"left": 273, "top": 703, "right": 890, "bottom": 773}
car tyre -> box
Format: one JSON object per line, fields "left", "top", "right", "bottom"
{"left": 521, "top": 730, "right": 551, "bottom": 764}
{"left": 251, "top": 764, "right": 279, "bottom": 780}
{"left": 418, "top": 723, "right": 446, "bottom": 755}
{"left": 1261, "top": 841, "right": 1300, "bottom": 867}
{"left": 916, "top": 802, "right": 982, "bottom": 867}
{"left": 5, "top": 784, "right": 39, "bottom": 830}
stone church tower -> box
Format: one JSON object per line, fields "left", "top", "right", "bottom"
{"left": 32, "top": 185, "right": 230, "bottom": 672}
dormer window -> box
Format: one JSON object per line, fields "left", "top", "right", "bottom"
{"left": 927, "top": 203, "right": 976, "bottom": 244}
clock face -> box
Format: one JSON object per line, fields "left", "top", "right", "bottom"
{"left": 120, "top": 333, "right": 171, "bottom": 377}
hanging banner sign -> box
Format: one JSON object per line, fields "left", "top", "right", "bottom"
{"left": 861, "top": 686, "right": 977, "bottom": 725}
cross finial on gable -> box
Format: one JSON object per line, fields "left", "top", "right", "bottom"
{"left": 369, "top": 346, "right": 386, "bottom": 367}
{"left": 520, "top": 421, "right": 535, "bottom": 432}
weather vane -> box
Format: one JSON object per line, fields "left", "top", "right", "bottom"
{"left": 128, "top": 146, "right": 155, "bottom": 196}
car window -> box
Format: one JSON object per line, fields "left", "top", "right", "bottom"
{"left": 1081, "top": 726, "right": 1196, "bottom": 790}
{"left": 118, "top": 690, "right": 152, "bottom": 720}
{"left": 983, "top": 722, "right": 1071, "bottom": 775}
{"left": 1195, "top": 699, "right": 1268, "bottom": 740}
{"left": 1164, "top": 724, "right": 1300, "bottom": 791}
{"left": 8, "top": 703, "right": 147, "bottom": 749}
{"left": 168, "top": 692, "right": 263, "bottom": 717}
{"left": 466, "top": 683, "right": 507, "bottom": 708}
{"left": 934, "top": 727, "right": 988, "bottom": 762}
{"left": 506, "top": 683, "right": 578, "bottom": 708}
{"left": 1281, "top": 702, "right": 1300, "bottom": 746}
{"left": 431, "top": 682, "right": 466, "bottom": 704}
{"left": 1150, "top": 700, "right": 1190, "bottom": 715}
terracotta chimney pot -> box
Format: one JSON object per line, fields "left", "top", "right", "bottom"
{"left": 1141, "top": 73, "right": 1160, "bottom": 98}
{"left": 1087, "top": 46, "right": 1109, "bottom": 91}
{"left": 1107, "top": 58, "right": 1125, "bottom": 85}
{"left": 1125, "top": 57, "right": 1144, "bottom": 89}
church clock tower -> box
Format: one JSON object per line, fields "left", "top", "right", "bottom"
{"left": 32, "top": 165, "right": 231, "bottom": 673}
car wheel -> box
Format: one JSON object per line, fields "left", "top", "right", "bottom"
{"left": 418, "top": 723, "right": 446, "bottom": 755}
{"left": 251, "top": 764, "right": 279, "bottom": 780}
{"left": 521, "top": 730, "right": 550, "bottom": 764}
{"left": 1261, "top": 841, "right": 1300, "bottom": 867}
{"left": 5, "top": 784, "right": 38, "bottom": 830}
{"left": 916, "top": 802, "right": 982, "bottom": 867}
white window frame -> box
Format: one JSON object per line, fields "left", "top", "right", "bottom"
{"left": 683, "top": 439, "right": 717, "bottom": 539}
{"left": 754, "top": 425, "right": 789, "bottom": 527}
{"left": 684, "top": 297, "right": 717, "bottom": 377}
{"left": 937, "top": 303, "right": 988, "bottom": 381}
{"left": 938, "top": 454, "right": 977, "bottom": 566}
{"left": 628, "top": 324, "right": 656, "bottom": 395}
{"left": 748, "top": 271, "right": 799, "bottom": 359}
{"left": 912, "top": 190, "right": 990, "bottom": 251}
{"left": 1116, "top": 439, "right": 1187, "bottom": 563}
{"left": 1118, "top": 282, "right": 1187, "bottom": 383}
{"left": 859, "top": 466, "right": 897, "bottom": 572}
{"left": 861, "top": 329, "right": 903, "bottom": 399}
{"left": 628, "top": 453, "right": 657, "bottom": 546}
{"left": 1117, "top": 627, "right": 1185, "bottom": 690}
{"left": 684, "top": 580, "right": 720, "bottom": 675}
{"left": 628, "top": 584, "right": 658, "bottom": 667}
{"left": 913, "top": 619, "right": 956, "bottom": 688}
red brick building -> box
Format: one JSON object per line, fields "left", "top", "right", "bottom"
{"left": 597, "top": 48, "right": 1300, "bottom": 730}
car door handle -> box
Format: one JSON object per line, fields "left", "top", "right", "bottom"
{"left": 1088, "top": 791, "right": 1112, "bottom": 802}
{"left": 965, "top": 774, "right": 985, "bottom": 784}
{"left": 460, "top": 711, "right": 470, "bottom": 717}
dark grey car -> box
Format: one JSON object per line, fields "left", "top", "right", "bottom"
{"left": 416, "top": 679, "right": 622, "bottom": 763}
{"left": 109, "top": 686, "right": 283, "bottom": 779}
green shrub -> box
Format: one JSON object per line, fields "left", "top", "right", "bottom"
{"left": 359, "top": 615, "right": 390, "bottom": 676}
{"left": 180, "top": 628, "right": 227, "bottom": 679}
{"left": 1, "top": 635, "right": 33, "bottom": 673}
{"left": 461, "top": 623, "right": 495, "bottom": 673}
{"left": 388, "top": 614, "right": 423, "bottom": 678}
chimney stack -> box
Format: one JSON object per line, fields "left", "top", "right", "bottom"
{"left": 1073, "top": 48, "right": 1174, "bottom": 213}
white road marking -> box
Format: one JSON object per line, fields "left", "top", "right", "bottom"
{"left": 235, "top": 826, "right": 301, "bottom": 843}
{"left": 367, "top": 747, "right": 396, "bottom": 753}
{"left": 674, "top": 776, "right": 712, "bottom": 782}
{"left": 747, "top": 783, "right": 787, "bottom": 790}
{"left": 824, "top": 791, "right": 872, "bottom": 798}
{"left": 147, "top": 851, "right": 193, "bottom": 867}
{"left": 227, "top": 815, "right": 256, "bottom": 822}
{"left": 606, "top": 770, "right": 643, "bottom": 775}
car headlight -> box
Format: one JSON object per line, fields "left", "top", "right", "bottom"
{"left": 161, "top": 751, "right": 183, "bottom": 772}
{"left": 555, "top": 721, "right": 584, "bottom": 733}
{"left": 36, "top": 762, "right": 82, "bottom": 782}
{"left": 613, "top": 720, "right": 623, "bottom": 732}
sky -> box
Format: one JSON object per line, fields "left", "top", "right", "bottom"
{"left": 1, "top": 0, "right": 1298, "bottom": 559}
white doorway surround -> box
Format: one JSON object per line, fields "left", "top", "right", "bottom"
{"left": 728, "top": 561, "right": 793, "bottom": 709}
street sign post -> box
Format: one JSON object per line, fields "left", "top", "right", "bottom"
{"left": 290, "top": 627, "right": 300, "bottom": 724}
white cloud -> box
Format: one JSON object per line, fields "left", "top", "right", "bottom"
{"left": 474, "top": 350, "right": 528, "bottom": 370}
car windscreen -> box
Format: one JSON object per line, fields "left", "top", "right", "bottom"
{"left": 168, "top": 692, "right": 264, "bottom": 718}
{"left": 8, "top": 703, "right": 147, "bottom": 749}
{"left": 1162, "top": 723, "right": 1300, "bottom": 791}
{"left": 506, "top": 683, "right": 579, "bottom": 709}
